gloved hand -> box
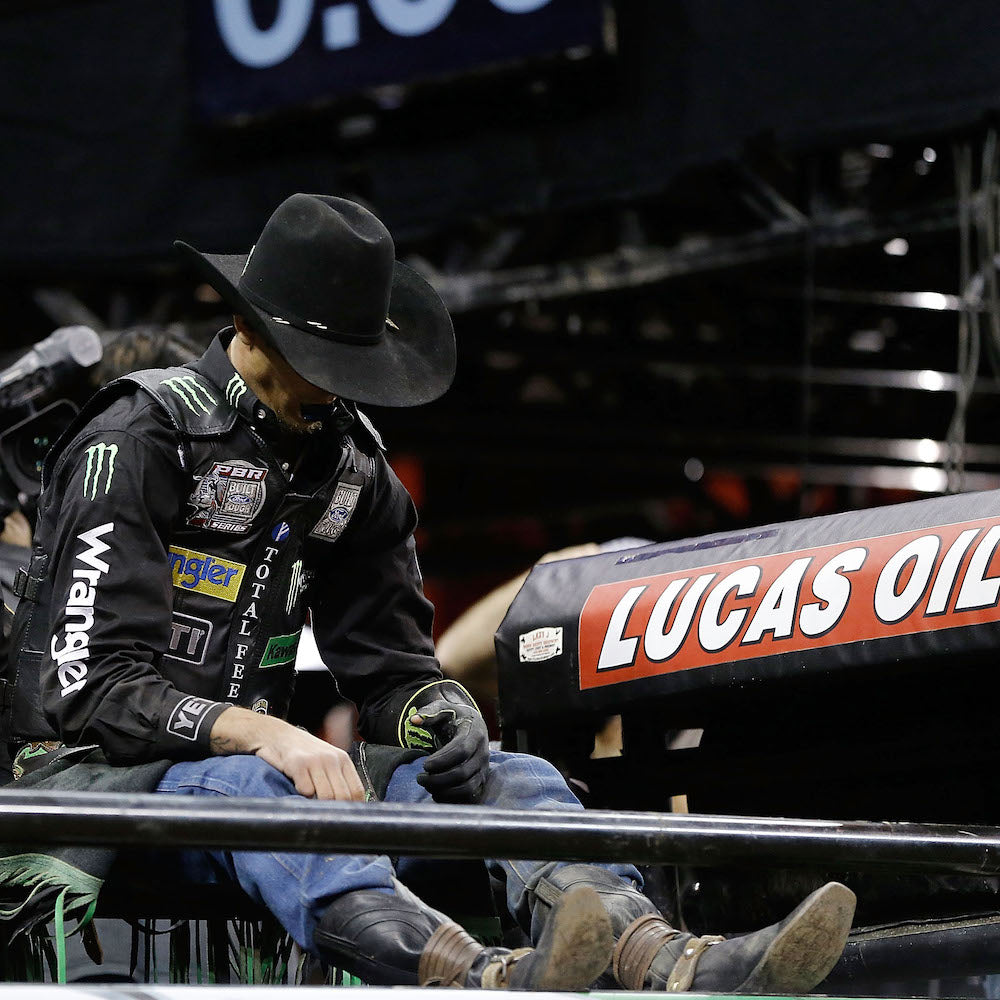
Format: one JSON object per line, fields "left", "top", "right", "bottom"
{"left": 410, "top": 699, "right": 490, "bottom": 803}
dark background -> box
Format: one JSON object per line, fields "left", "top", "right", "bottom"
{"left": 3, "top": 0, "right": 1000, "bottom": 627}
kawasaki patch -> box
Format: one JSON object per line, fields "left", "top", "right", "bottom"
{"left": 310, "top": 481, "right": 361, "bottom": 542}
{"left": 259, "top": 629, "right": 301, "bottom": 669}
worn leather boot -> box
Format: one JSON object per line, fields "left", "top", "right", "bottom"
{"left": 530, "top": 864, "right": 855, "bottom": 993}
{"left": 314, "top": 884, "right": 612, "bottom": 988}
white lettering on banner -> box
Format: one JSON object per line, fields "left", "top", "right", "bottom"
{"left": 53, "top": 522, "right": 115, "bottom": 697}
{"left": 215, "top": 0, "right": 555, "bottom": 66}
{"left": 579, "top": 516, "right": 1000, "bottom": 691}
{"left": 873, "top": 535, "right": 941, "bottom": 624}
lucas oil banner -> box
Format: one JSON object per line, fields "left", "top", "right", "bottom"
{"left": 496, "top": 491, "right": 1000, "bottom": 727}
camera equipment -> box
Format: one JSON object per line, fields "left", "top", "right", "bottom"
{"left": 0, "top": 326, "right": 102, "bottom": 410}
{"left": 0, "top": 326, "right": 104, "bottom": 517}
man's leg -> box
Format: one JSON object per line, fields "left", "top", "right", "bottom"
{"left": 388, "top": 749, "right": 856, "bottom": 993}
{"left": 156, "top": 755, "right": 397, "bottom": 949}
{"left": 387, "top": 748, "right": 642, "bottom": 936}
{"left": 157, "top": 754, "right": 611, "bottom": 988}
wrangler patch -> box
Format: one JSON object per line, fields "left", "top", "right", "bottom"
{"left": 168, "top": 546, "right": 245, "bottom": 602}
{"left": 52, "top": 522, "right": 115, "bottom": 698}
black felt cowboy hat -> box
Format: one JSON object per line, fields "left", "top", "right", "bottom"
{"left": 174, "top": 194, "right": 455, "bottom": 407}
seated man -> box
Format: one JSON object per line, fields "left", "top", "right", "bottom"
{"left": 0, "top": 194, "right": 855, "bottom": 991}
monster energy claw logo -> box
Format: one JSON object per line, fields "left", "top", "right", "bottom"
{"left": 226, "top": 373, "right": 247, "bottom": 408}
{"left": 83, "top": 442, "right": 118, "bottom": 499}
{"left": 160, "top": 375, "right": 217, "bottom": 415}
{"left": 403, "top": 707, "right": 434, "bottom": 751}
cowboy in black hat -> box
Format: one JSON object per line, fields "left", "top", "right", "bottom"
{"left": 1, "top": 194, "right": 854, "bottom": 989}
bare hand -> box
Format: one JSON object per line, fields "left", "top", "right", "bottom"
{"left": 210, "top": 707, "right": 365, "bottom": 801}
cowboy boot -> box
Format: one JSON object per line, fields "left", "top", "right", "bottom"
{"left": 529, "top": 864, "right": 855, "bottom": 993}
{"left": 314, "top": 884, "right": 613, "bottom": 989}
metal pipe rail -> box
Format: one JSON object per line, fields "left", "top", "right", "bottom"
{"left": 3, "top": 791, "right": 1000, "bottom": 874}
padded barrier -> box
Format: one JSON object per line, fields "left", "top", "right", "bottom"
{"left": 497, "top": 490, "right": 1000, "bottom": 728}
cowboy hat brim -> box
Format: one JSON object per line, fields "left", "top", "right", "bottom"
{"left": 174, "top": 242, "right": 456, "bottom": 408}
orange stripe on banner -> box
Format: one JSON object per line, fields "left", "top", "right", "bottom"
{"left": 578, "top": 516, "right": 1000, "bottom": 690}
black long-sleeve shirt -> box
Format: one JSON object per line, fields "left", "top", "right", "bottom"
{"left": 20, "top": 332, "right": 444, "bottom": 762}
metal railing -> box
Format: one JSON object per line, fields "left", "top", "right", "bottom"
{"left": 3, "top": 790, "right": 1000, "bottom": 874}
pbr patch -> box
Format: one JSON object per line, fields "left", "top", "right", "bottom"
{"left": 187, "top": 460, "right": 268, "bottom": 534}
{"left": 310, "top": 481, "right": 362, "bottom": 542}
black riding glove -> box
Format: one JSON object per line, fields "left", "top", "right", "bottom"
{"left": 402, "top": 682, "right": 489, "bottom": 803}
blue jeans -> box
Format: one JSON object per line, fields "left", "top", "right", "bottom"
{"left": 155, "top": 749, "right": 642, "bottom": 951}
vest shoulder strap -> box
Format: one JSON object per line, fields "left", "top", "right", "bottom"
{"left": 122, "top": 368, "right": 237, "bottom": 439}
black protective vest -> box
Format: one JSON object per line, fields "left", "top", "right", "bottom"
{"left": 2, "top": 366, "right": 374, "bottom": 744}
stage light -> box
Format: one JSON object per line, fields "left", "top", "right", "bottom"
{"left": 917, "top": 369, "right": 947, "bottom": 391}
{"left": 916, "top": 438, "right": 940, "bottom": 463}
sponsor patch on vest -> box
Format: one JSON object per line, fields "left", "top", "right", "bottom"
{"left": 52, "top": 521, "right": 115, "bottom": 698}
{"left": 168, "top": 545, "right": 245, "bottom": 602}
{"left": 167, "top": 695, "right": 215, "bottom": 742}
{"left": 310, "top": 481, "right": 362, "bottom": 542}
{"left": 252, "top": 698, "right": 269, "bottom": 714}
{"left": 164, "top": 612, "right": 214, "bottom": 665}
{"left": 259, "top": 629, "right": 302, "bottom": 669}
{"left": 187, "top": 460, "right": 268, "bottom": 534}
{"left": 82, "top": 442, "right": 118, "bottom": 500}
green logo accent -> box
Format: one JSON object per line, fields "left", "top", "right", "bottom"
{"left": 226, "top": 373, "right": 247, "bottom": 407}
{"left": 160, "top": 375, "right": 217, "bottom": 415}
{"left": 83, "top": 442, "right": 118, "bottom": 499}
{"left": 402, "top": 707, "right": 434, "bottom": 751}
{"left": 259, "top": 629, "right": 302, "bottom": 669}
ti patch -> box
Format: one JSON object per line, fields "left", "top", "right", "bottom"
{"left": 187, "top": 460, "right": 268, "bottom": 534}
{"left": 310, "top": 481, "right": 362, "bottom": 543}
{"left": 164, "top": 612, "right": 213, "bottom": 665}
